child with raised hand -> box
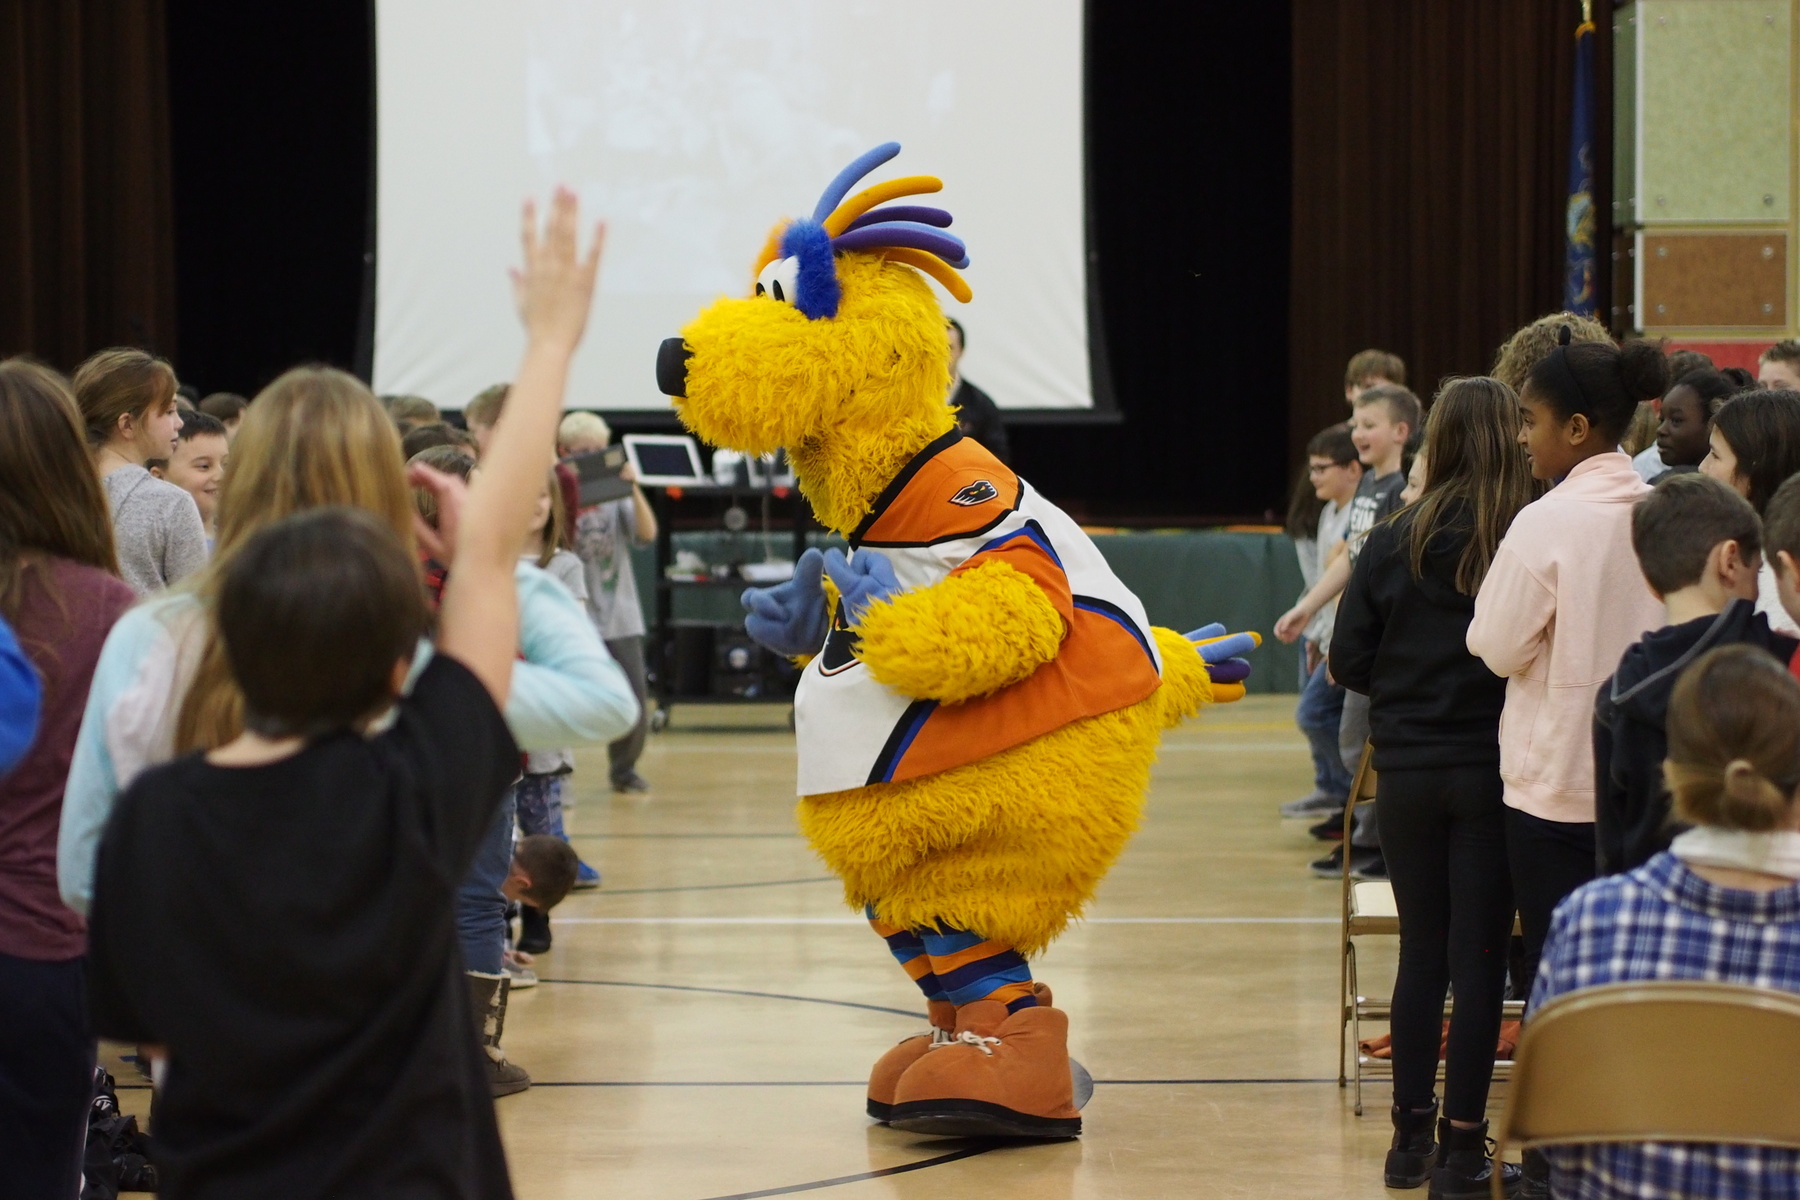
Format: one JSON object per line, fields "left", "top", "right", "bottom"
{"left": 1594, "top": 473, "right": 1795, "bottom": 877}
{"left": 1467, "top": 332, "right": 1668, "bottom": 1000}
{"left": 1275, "top": 384, "right": 1421, "bottom": 876}
{"left": 83, "top": 190, "right": 602, "bottom": 1200}
{"left": 1280, "top": 425, "right": 1362, "bottom": 820}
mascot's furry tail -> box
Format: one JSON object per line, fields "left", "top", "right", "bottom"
{"left": 1148, "top": 627, "right": 1221, "bottom": 727}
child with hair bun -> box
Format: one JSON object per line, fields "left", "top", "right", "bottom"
{"left": 1467, "top": 334, "right": 1670, "bottom": 1004}
{"left": 1531, "top": 642, "right": 1800, "bottom": 1199}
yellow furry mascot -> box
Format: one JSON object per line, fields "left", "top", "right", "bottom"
{"left": 655, "top": 143, "right": 1257, "bottom": 1139}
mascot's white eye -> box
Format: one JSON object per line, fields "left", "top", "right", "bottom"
{"left": 755, "top": 256, "right": 802, "bottom": 306}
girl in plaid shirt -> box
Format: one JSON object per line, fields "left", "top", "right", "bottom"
{"left": 1531, "top": 643, "right": 1800, "bottom": 1199}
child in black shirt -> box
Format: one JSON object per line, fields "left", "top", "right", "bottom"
{"left": 86, "top": 190, "right": 603, "bottom": 1200}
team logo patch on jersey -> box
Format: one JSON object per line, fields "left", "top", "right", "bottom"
{"left": 949, "top": 480, "right": 999, "bottom": 507}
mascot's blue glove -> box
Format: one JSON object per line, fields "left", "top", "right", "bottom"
{"left": 741, "top": 547, "right": 829, "bottom": 656}
{"left": 822, "top": 547, "right": 902, "bottom": 624}
{"left": 1184, "top": 623, "right": 1260, "bottom": 686}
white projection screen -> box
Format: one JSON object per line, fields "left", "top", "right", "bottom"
{"left": 373, "top": 0, "right": 1092, "bottom": 412}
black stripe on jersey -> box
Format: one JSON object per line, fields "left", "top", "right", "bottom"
{"left": 1071, "top": 595, "right": 1156, "bottom": 665}
{"left": 867, "top": 698, "right": 939, "bottom": 785}
{"left": 848, "top": 429, "right": 964, "bottom": 548}
{"left": 855, "top": 476, "right": 1029, "bottom": 550}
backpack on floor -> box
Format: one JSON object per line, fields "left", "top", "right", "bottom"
{"left": 81, "top": 1067, "right": 157, "bottom": 1200}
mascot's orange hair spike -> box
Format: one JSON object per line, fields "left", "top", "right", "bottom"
{"left": 821, "top": 175, "right": 945, "bottom": 237}
{"left": 751, "top": 223, "right": 787, "bottom": 281}
{"left": 877, "top": 246, "right": 972, "bottom": 303}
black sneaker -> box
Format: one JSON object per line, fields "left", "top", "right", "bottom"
{"left": 1309, "top": 845, "right": 1344, "bottom": 878}
{"left": 1352, "top": 850, "right": 1388, "bottom": 881}
{"left": 1308, "top": 812, "right": 1348, "bottom": 841}
{"left": 1431, "top": 1118, "right": 1521, "bottom": 1199}
{"left": 611, "top": 771, "right": 651, "bottom": 794}
{"left": 1385, "top": 1102, "right": 1438, "bottom": 1189}
{"left": 1515, "top": 1149, "right": 1550, "bottom": 1199}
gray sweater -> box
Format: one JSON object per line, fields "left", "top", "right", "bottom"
{"left": 102, "top": 466, "right": 210, "bottom": 596}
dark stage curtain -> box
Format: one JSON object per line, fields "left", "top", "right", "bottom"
{"left": 1287, "top": 0, "right": 1611, "bottom": 460}
{"left": 0, "top": 1, "right": 176, "bottom": 369}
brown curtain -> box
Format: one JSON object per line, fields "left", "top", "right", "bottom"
{"left": 1288, "top": 0, "right": 1610, "bottom": 459}
{"left": 0, "top": 1, "right": 176, "bottom": 370}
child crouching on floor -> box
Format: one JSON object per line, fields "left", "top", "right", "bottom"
{"left": 83, "top": 191, "right": 601, "bottom": 1199}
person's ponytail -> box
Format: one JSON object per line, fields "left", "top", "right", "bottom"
{"left": 71, "top": 348, "right": 176, "bottom": 450}
{"left": 1617, "top": 339, "right": 1672, "bottom": 405}
{"left": 1665, "top": 645, "right": 1800, "bottom": 832}
{"left": 1524, "top": 335, "right": 1668, "bottom": 443}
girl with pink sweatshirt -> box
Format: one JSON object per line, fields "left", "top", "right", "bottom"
{"left": 1467, "top": 332, "right": 1670, "bottom": 995}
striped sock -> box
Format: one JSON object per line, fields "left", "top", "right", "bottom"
{"left": 868, "top": 907, "right": 948, "bottom": 1003}
{"left": 919, "top": 926, "right": 1037, "bottom": 1012}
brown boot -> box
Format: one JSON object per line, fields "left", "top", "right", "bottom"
{"left": 867, "top": 999, "right": 956, "bottom": 1122}
{"left": 888, "top": 1000, "right": 1081, "bottom": 1138}
{"left": 467, "top": 970, "right": 531, "bottom": 1098}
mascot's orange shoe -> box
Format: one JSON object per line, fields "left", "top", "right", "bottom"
{"left": 868, "top": 984, "right": 1056, "bottom": 1122}
{"left": 867, "top": 999, "right": 956, "bottom": 1122}
{"left": 886, "top": 998, "right": 1081, "bottom": 1138}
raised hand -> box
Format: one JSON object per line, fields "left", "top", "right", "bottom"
{"left": 741, "top": 548, "right": 830, "bottom": 656}
{"left": 1272, "top": 605, "right": 1310, "bottom": 644}
{"left": 407, "top": 462, "right": 467, "bottom": 564}
{"left": 511, "top": 187, "right": 605, "bottom": 354}
{"left": 822, "top": 547, "right": 902, "bottom": 624}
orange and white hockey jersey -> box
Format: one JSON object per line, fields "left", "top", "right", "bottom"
{"left": 795, "top": 431, "right": 1163, "bottom": 795}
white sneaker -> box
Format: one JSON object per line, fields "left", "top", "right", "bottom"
{"left": 505, "top": 964, "right": 538, "bottom": 990}
{"left": 1281, "top": 790, "right": 1345, "bottom": 818}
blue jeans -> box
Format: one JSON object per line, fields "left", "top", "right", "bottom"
{"left": 1296, "top": 656, "right": 1351, "bottom": 800}
{"left": 457, "top": 789, "right": 516, "bottom": 975}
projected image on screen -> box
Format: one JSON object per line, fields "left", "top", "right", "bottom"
{"left": 374, "top": 0, "right": 1088, "bottom": 412}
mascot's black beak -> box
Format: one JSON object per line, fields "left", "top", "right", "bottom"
{"left": 656, "top": 337, "right": 691, "bottom": 398}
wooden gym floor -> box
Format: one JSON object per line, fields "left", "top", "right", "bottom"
{"left": 112, "top": 695, "right": 1476, "bottom": 1198}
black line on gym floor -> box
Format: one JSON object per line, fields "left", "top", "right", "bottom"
{"left": 521, "top": 1078, "right": 1337, "bottom": 1087}
{"left": 695, "top": 1142, "right": 1002, "bottom": 1199}
{"left": 593, "top": 876, "right": 836, "bottom": 896}
{"left": 538, "top": 978, "right": 924, "bottom": 1018}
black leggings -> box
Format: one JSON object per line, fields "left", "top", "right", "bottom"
{"left": 0, "top": 951, "right": 92, "bottom": 1200}
{"left": 1376, "top": 766, "right": 1514, "bottom": 1122}
{"left": 1505, "top": 806, "right": 1596, "bottom": 1001}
